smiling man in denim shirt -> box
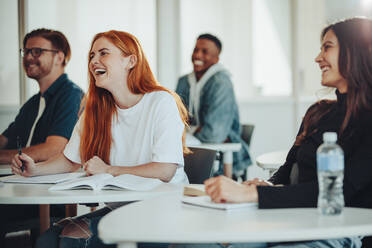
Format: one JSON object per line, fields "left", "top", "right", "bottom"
{"left": 176, "top": 33, "right": 251, "bottom": 178}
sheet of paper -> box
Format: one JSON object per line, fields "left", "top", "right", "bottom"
{"left": 0, "top": 172, "right": 86, "bottom": 184}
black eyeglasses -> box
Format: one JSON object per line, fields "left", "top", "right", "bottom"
{"left": 20, "top": 47, "right": 59, "bottom": 58}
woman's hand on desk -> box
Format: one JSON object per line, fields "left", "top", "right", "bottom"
{"left": 204, "top": 176, "right": 258, "bottom": 203}
{"left": 83, "top": 156, "right": 110, "bottom": 176}
{"left": 11, "top": 153, "right": 37, "bottom": 177}
{"left": 243, "top": 178, "right": 273, "bottom": 187}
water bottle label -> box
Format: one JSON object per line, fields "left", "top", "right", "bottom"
{"left": 317, "top": 154, "right": 344, "bottom": 171}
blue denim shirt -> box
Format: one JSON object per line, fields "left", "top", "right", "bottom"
{"left": 176, "top": 71, "right": 251, "bottom": 174}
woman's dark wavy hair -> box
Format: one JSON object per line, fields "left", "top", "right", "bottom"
{"left": 296, "top": 17, "right": 372, "bottom": 145}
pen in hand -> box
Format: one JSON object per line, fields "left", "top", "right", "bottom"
{"left": 16, "top": 136, "right": 25, "bottom": 172}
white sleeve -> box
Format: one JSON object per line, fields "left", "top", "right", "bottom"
{"left": 63, "top": 117, "right": 82, "bottom": 164}
{"left": 152, "top": 94, "right": 185, "bottom": 166}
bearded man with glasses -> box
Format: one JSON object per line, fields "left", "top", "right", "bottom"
{"left": 0, "top": 28, "right": 83, "bottom": 244}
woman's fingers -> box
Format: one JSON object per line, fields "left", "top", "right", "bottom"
{"left": 205, "top": 176, "right": 232, "bottom": 203}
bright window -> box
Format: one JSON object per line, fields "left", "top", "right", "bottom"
{"left": 0, "top": 0, "right": 20, "bottom": 105}
{"left": 252, "top": 0, "right": 292, "bottom": 96}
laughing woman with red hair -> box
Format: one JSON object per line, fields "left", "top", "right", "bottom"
{"left": 12, "top": 30, "right": 189, "bottom": 248}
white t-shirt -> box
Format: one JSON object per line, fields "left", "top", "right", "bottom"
{"left": 64, "top": 91, "right": 188, "bottom": 184}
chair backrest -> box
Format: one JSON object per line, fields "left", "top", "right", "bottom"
{"left": 241, "top": 124, "right": 255, "bottom": 146}
{"left": 184, "top": 147, "right": 217, "bottom": 184}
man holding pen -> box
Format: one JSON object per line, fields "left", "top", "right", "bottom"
{"left": 0, "top": 28, "right": 83, "bottom": 244}
{"left": 0, "top": 28, "right": 83, "bottom": 165}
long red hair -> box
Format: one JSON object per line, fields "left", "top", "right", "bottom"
{"left": 80, "top": 30, "right": 189, "bottom": 164}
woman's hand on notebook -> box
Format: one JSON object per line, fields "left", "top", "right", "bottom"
{"left": 204, "top": 176, "right": 258, "bottom": 204}
{"left": 83, "top": 156, "right": 110, "bottom": 176}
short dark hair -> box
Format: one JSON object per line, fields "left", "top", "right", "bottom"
{"left": 197, "top": 33, "right": 222, "bottom": 53}
{"left": 23, "top": 28, "right": 71, "bottom": 66}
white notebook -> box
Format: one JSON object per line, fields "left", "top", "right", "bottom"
{"left": 0, "top": 172, "right": 85, "bottom": 184}
{"left": 49, "top": 173, "right": 163, "bottom": 191}
{"left": 182, "top": 196, "right": 257, "bottom": 210}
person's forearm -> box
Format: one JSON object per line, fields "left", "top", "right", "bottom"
{"left": 22, "top": 138, "right": 67, "bottom": 162}
{"left": 35, "top": 154, "right": 81, "bottom": 176}
{"left": 0, "top": 143, "right": 62, "bottom": 164}
{"left": 0, "top": 135, "right": 68, "bottom": 164}
{"left": 0, "top": 149, "right": 17, "bottom": 164}
{"left": 107, "top": 162, "right": 177, "bottom": 182}
{"left": 0, "top": 135, "right": 8, "bottom": 149}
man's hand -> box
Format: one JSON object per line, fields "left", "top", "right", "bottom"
{"left": 204, "top": 175, "right": 258, "bottom": 203}
{"left": 11, "top": 153, "right": 38, "bottom": 177}
{"left": 83, "top": 156, "right": 110, "bottom": 176}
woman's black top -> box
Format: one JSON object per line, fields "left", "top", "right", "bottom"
{"left": 257, "top": 91, "right": 372, "bottom": 209}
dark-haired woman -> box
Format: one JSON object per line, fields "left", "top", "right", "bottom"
{"left": 174, "top": 17, "right": 372, "bottom": 248}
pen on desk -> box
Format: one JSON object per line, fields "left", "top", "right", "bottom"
{"left": 16, "top": 136, "right": 25, "bottom": 172}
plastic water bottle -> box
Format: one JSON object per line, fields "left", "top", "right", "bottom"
{"left": 316, "top": 132, "right": 345, "bottom": 215}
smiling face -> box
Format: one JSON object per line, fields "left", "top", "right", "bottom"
{"left": 315, "top": 30, "right": 348, "bottom": 93}
{"left": 23, "top": 37, "right": 56, "bottom": 80}
{"left": 192, "top": 39, "right": 219, "bottom": 80}
{"left": 89, "top": 37, "right": 132, "bottom": 93}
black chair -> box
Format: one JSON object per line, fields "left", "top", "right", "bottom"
{"left": 362, "top": 236, "right": 372, "bottom": 248}
{"left": 241, "top": 124, "right": 255, "bottom": 147}
{"left": 233, "top": 124, "right": 255, "bottom": 181}
{"left": 184, "top": 147, "right": 217, "bottom": 184}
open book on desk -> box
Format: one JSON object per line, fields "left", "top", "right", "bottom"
{"left": 0, "top": 172, "right": 85, "bottom": 184}
{"left": 182, "top": 196, "right": 257, "bottom": 210}
{"left": 49, "top": 173, "right": 163, "bottom": 191}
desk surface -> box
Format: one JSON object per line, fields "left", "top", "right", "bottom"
{"left": 0, "top": 182, "right": 182, "bottom": 205}
{"left": 256, "top": 150, "right": 287, "bottom": 170}
{"left": 99, "top": 193, "right": 372, "bottom": 247}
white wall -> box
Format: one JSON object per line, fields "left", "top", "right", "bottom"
{"left": 0, "top": 106, "right": 19, "bottom": 133}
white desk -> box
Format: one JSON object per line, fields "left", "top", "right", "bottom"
{"left": 0, "top": 182, "right": 182, "bottom": 233}
{"left": 0, "top": 164, "right": 12, "bottom": 175}
{"left": 190, "top": 143, "right": 241, "bottom": 178}
{"left": 99, "top": 193, "right": 372, "bottom": 248}
{"left": 256, "top": 150, "right": 287, "bottom": 177}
